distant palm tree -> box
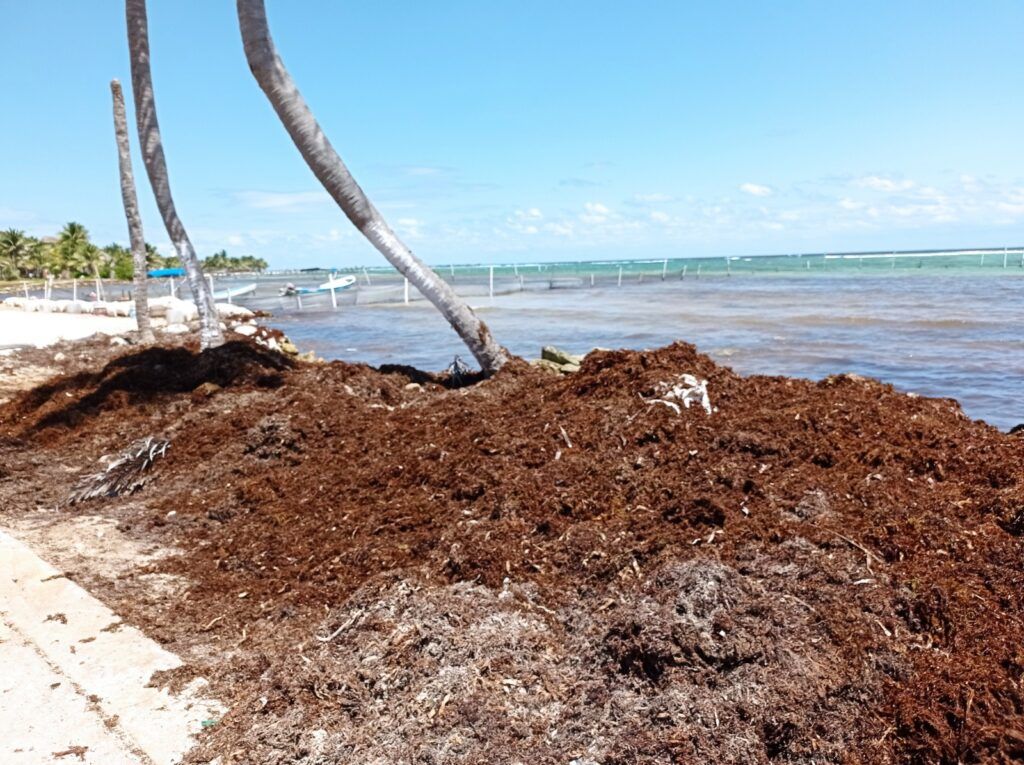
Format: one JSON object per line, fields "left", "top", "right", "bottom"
{"left": 57, "top": 222, "right": 94, "bottom": 277}
{"left": 125, "top": 0, "right": 224, "bottom": 349}
{"left": 236, "top": 0, "right": 509, "bottom": 374}
{"left": 110, "top": 78, "right": 154, "bottom": 342}
{"left": 0, "top": 229, "right": 33, "bottom": 276}
{"left": 24, "top": 240, "right": 50, "bottom": 279}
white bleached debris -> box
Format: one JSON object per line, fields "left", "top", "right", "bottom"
{"left": 646, "top": 373, "right": 712, "bottom": 416}
{"left": 215, "top": 303, "right": 254, "bottom": 319}
{"left": 233, "top": 323, "right": 258, "bottom": 337}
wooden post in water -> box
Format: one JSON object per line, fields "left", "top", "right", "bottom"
{"left": 403, "top": 277, "right": 409, "bottom": 304}
{"left": 489, "top": 265, "right": 494, "bottom": 299}
{"left": 330, "top": 284, "right": 338, "bottom": 309}
{"left": 617, "top": 266, "right": 623, "bottom": 287}
{"left": 168, "top": 276, "right": 175, "bottom": 297}
{"left": 296, "top": 293, "right": 302, "bottom": 311}
{"left": 682, "top": 264, "right": 687, "bottom": 279}
{"left": 661, "top": 259, "right": 668, "bottom": 280}
{"left": 72, "top": 279, "right": 78, "bottom": 301}
{"left": 363, "top": 267, "right": 372, "bottom": 286}
{"left": 23, "top": 282, "right": 29, "bottom": 299}
{"left": 697, "top": 264, "right": 702, "bottom": 278}
{"left": 1003, "top": 248, "right": 1008, "bottom": 268}
{"left": 590, "top": 273, "right": 595, "bottom": 287}
{"left": 95, "top": 276, "right": 104, "bottom": 300}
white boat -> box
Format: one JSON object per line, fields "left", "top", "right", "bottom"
{"left": 318, "top": 275, "right": 357, "bottom": 291}
{"left": 212, "top": 283, "right": 257, "bottom": 301}
{"left": 280, "top": 275, "right": 357, "bottom": 296}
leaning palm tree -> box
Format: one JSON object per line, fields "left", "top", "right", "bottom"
{"left": 110, "top": 79, "right": 154, "bottom": 342}
{"left": 236, "top": 0, "right": 509, "bottom": 374}
{"left": 125, "top": 0, "right": 223, "bottom": 349}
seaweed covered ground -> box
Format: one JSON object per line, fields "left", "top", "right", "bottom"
{"left": 1, "top": 336, "right": 1023, "bottom": 764}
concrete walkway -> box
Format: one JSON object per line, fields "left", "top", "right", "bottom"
{"left": 0, "top": 530, "right": 221, "bottom": 764}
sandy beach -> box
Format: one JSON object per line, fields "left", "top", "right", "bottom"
{"left": 0, "top": 307, "right": 137, "bottom": 350}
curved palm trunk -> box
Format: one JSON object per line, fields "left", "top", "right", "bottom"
{"left": 110, "top": 79, "right": 155, "bottom": 343}
{"left": 236, "top": 0, "right": 509, "bottom": 374}
{"left": 125, "top": 0, "right": 224, "bottom": 349}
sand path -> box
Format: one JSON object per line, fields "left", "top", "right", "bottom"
{"left": 0, "top": 528, "right": 221, "bottom": 764}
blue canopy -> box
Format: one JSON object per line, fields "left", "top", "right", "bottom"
{"left": 147, "top": 268, "right": 185, "bottom": 278}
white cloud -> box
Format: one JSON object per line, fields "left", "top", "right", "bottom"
{"left": 580, "top": 202, "right": 611, "bottom": 224}
{"left": 405, "top": 166, "right": 443, "bottom": 177}
{"left": 545, "top": 222, "right": 575, "bottom": 237}
{"left": 633, "top": 192, "right": 675, "bottom": 203}
{"left": 236, "top": 190, "right": 331, "bottom": 211}
{"left": 649, "top": 211, "right": 671, "bottom": 223}
{"left": 396, "top": 217, "right": 425, "bottom": 238}
{"left": 853, "top": 176, "right": 915, "bottom": 192}
{"left": 506, "top": 208, "right": 546, "bottom": 234}
{"left": 739, "top": 183, "right": 773, "bottom": 197}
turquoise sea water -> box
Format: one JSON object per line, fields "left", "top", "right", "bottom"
{"left": 268, "top": 267, "right": 1024, "bottom": 431}
{"left": 10, "top": 251, "right": 1020, "bottom": 430}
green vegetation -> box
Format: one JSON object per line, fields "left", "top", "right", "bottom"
{"left": 202, "top": 249, "right": 268, "bottom": 273}
{"left": 0, "top": 224, "right": 266, "bottom": 281}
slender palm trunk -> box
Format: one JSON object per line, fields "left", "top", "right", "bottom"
{"left": 236, "top": 0, "right": 509, "bottom": 374}
{"left": 125, "top": 0, "right": 224, "bottom": 349}
{"left": 110, "top": 79, "right": 155, "bottom": 343}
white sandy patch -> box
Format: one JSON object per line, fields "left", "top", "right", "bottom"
{"left": 0, "top": 307, "right": 136, "bottom": 349}
{"left": 0, "top": 529, "right": 222, "bottom": 764}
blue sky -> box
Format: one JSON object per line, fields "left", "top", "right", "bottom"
{"left": 2, "top": 1, "right": 1023, "bottom": 268}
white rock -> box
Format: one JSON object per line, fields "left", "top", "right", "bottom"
{"left": 163, "top": 323, "right": 190, "bottom": 334}
{"left": 53, "top": 352, "right": 66, "bottom": 362}
{"left": 233, "top": 324, "right": 257, "bottom": 337}
{"left": 110, "top": 337, "right": 129, "bottom": 347}
{"left": 166, "top": 307, "right": 189, "bottom": 325}
{"left": 215, "top": 303, "right": 254, "bottom": 319}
